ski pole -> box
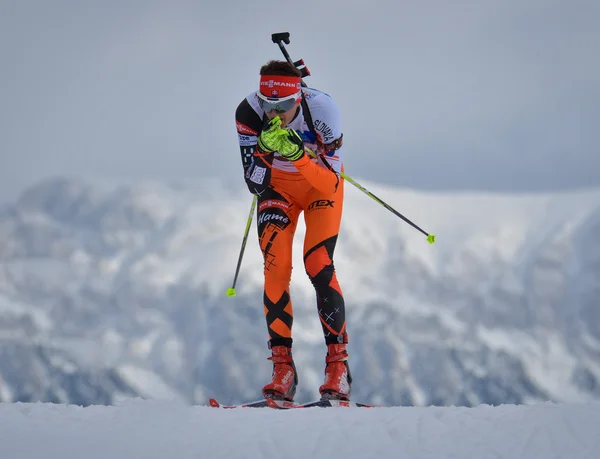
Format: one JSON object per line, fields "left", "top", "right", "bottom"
{"left": 341, "top": 172, "right": 436, "bottom": 244}
{"left": 226, "top": 33, "right": 302, "bottom": 298}
{"left": 271, "top": 33, "right": 436, "bottom": 244}
{"left": 226, "top": 195, "right": 258, "bottom": 297}
{"left": 305, "top": 147, "right": 436, "bottom": 244}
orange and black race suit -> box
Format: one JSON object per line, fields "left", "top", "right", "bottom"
{"left": 235, "top": 87, "right": 348, "bottom": 348}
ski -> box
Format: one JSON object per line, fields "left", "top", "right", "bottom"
{"left": 267, "top": 398, "right": 376, "bottom": 409}
{"left": 210, "top": 397, "right": 376, "bottom": 409}
{"left": 209, "top": 398, "right": 299, "bottom": 409}
{"left": 209, "top": 398, "right": 270, "bottom": 409}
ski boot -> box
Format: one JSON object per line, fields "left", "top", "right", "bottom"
{"left": 262, "top": 342, "right": 298, "bottom": 401}
{"left": 319, "top": 343, "right": 352, "bottom": 400}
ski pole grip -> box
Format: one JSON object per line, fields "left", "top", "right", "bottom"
{"left": 271, "top": 32, "right": 290, "bottom": 44}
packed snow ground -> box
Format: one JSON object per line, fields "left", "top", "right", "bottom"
{"left": 0, "top": 399, "right": 598, "bottom": 459}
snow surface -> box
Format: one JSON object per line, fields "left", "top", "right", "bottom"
{"left": 0, "top": 399, "right": 599, "bottom": 459}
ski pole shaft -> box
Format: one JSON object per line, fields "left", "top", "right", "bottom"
{"left": 305, "top": 148, "right": 436, "bottom": 244}
{"left": 341, "top": 172, "right": 435, "bottom": 243}
{"left": 226, "top": 195, "right": 258, "bottom": 297}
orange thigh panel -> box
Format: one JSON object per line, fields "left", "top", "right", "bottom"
{"left": 303, "top": 179, "right": 344, "bottom": 256}
{"left": 302, "top": 180, "right": 347, "bottom": 344}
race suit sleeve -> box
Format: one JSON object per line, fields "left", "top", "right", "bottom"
{"left": 292, "top": 154, "right": 340, "bottom": 194}
{"left": 235, "top": 98, "right": 273, "bottom": 196}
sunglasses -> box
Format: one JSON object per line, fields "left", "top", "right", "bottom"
{"left": 257, "top": 91, "right": 301, "bottom": 114}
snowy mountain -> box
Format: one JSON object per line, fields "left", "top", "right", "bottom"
{"left": 1, "top": 176, "right": 599, "bottom": 407}
{"left": 2, "top": 399, "right": 599, "bottom": 459}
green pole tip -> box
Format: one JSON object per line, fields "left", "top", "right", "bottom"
{"left": 226, "top": 288, "right": 236, "bottom": 297}
{"left": 427, "top": 234, "right": 436, "bottom": 244}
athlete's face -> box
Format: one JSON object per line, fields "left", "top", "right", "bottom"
{"left": 265, "top": 101, "right": 301, "bottom": 127}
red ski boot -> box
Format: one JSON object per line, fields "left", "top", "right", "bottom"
{"left": 319, "top": 343, "right": 352, "bottom": 400}
{"left": 262, "top": 345, "right": 298, "bottom": 401}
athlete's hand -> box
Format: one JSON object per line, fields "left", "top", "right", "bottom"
{"left": 277, "top": 129, "right": 305, "bottom": 161}
{"left": 257, "top": 116, "right": 282, "bottom": 153}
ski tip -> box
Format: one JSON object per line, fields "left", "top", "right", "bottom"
{"left": 226, "top": 288, "right": 236, "bottom": 297}
{"left": 427, "top": 234, "right": 436, "bottom": 244}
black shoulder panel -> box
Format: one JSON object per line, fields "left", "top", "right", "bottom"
{"left": 235, "top": 98, "right": 263, "bottom": 135}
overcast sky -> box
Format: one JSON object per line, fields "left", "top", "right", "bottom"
{"left": 1, "top": 0, "right": 599, "bottom": 203}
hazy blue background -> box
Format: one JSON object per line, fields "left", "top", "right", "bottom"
{"left": 1, "top": 0, "right": 599, "bottom": 203}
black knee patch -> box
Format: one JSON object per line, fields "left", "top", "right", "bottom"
{"left": 269, "top": 337, "right": 293, "bottom": 349}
